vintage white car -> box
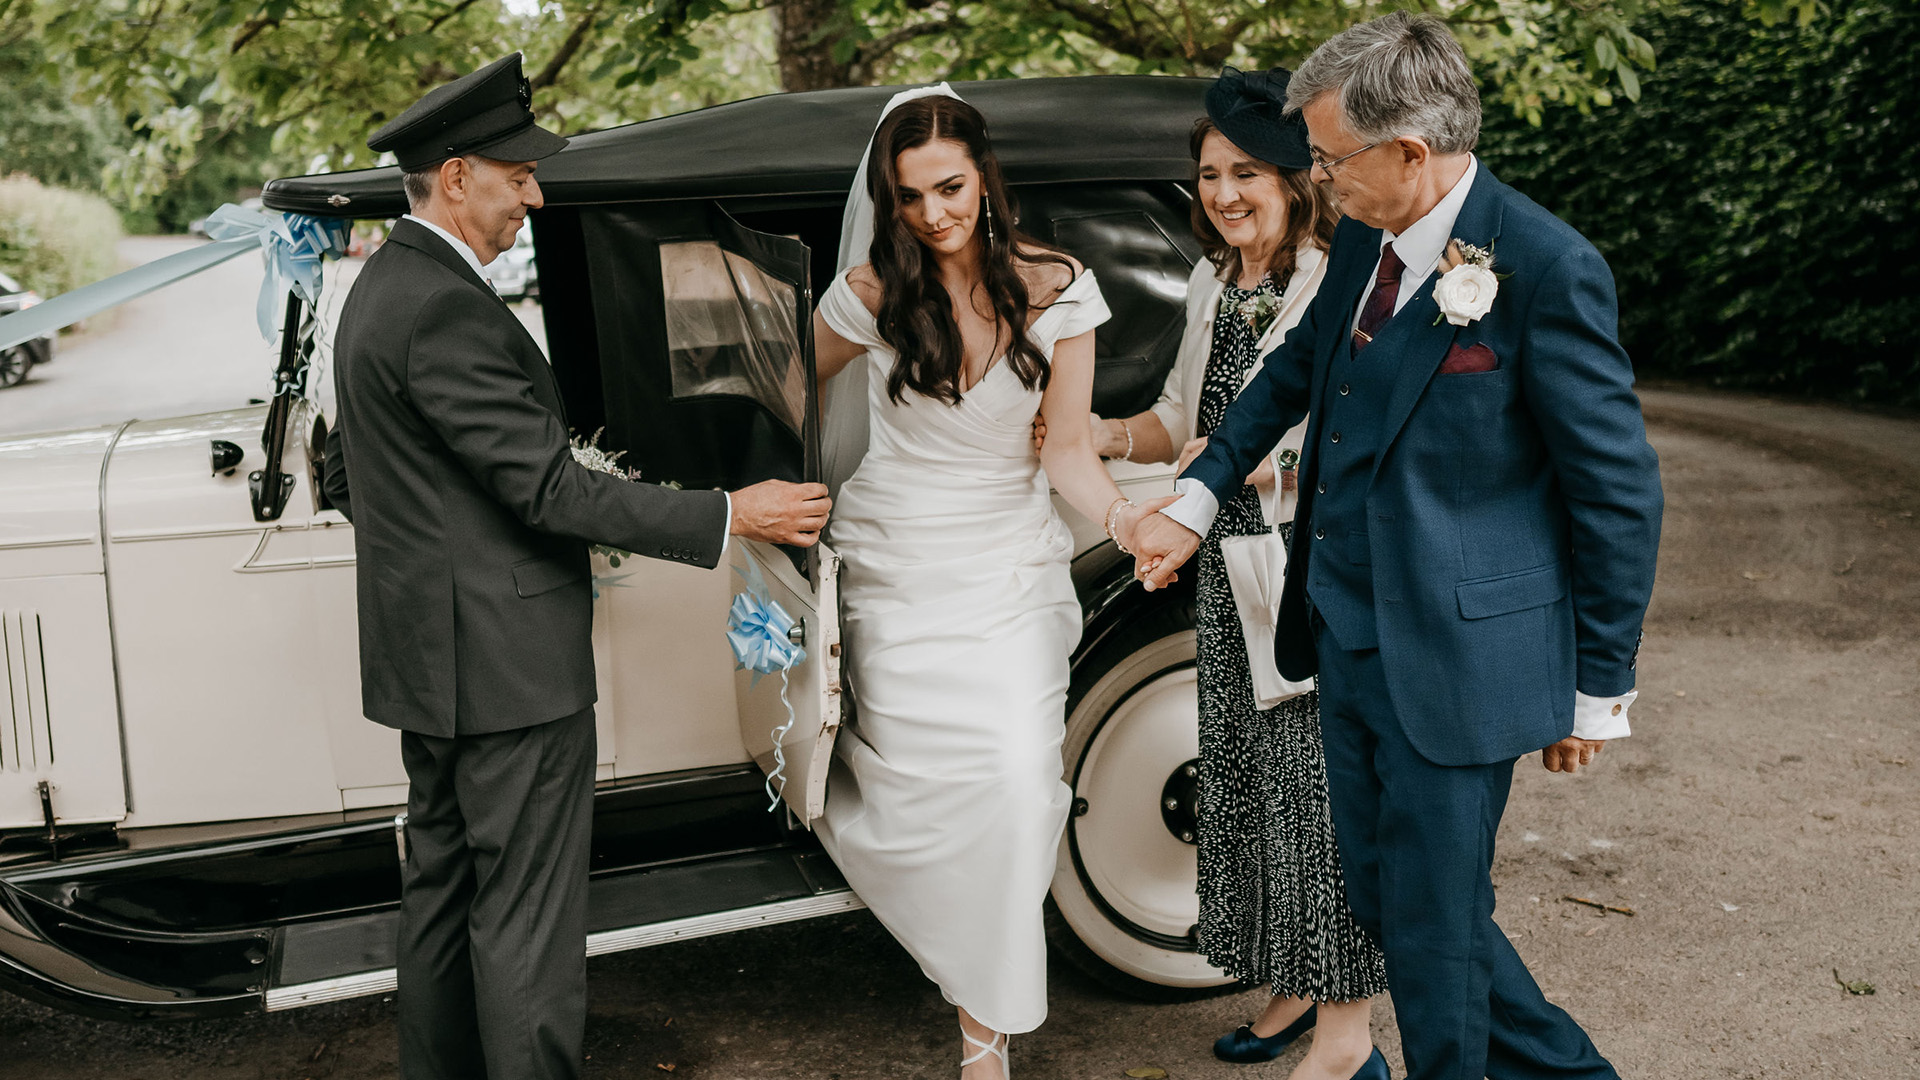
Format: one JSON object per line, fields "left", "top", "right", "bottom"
{"left": 0, "top": 75, "right": 1232, "bottom": 1020}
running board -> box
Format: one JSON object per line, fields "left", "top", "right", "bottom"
{"left": 264, "top": 888, "right": 865, "bottom": 1012}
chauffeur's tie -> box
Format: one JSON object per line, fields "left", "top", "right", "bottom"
{"left": 1352, "top": 243, "right": 1405, "bottom": 352}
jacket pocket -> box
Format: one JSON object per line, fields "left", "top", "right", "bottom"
{"left": 512, "top": 555, "right": 586, "bottom": 598}
{"left": 1456, "top": 562, "right": 1567, "bottom": 619}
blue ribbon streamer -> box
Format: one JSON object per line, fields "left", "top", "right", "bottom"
{"left": 726, "top": 560, "right": 808, "bottom": 809}
{"left": 202, "top": 203, "right": 349, "bottom": 341}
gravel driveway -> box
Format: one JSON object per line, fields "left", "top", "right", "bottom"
{"left": 1, "top": 255, "right": 1913, "bottom": 1079}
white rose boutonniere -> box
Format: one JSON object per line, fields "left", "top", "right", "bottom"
{"left": 1432, "top": 239, "right": 1500, "bottom": 327}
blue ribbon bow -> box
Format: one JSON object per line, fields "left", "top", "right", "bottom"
{"left": 203, "top": 203, "right": 349, "bottom": 341}
{"left": 726, "top": 560, "right": 808, "bottom": 808}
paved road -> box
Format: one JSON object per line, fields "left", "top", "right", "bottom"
{"left": 1, "top": 258, "right": 1914, "bottom": 1077}
{"left": 0, "top": 235, "right": 545, "bottom": 438}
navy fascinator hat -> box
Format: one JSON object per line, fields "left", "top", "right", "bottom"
{"left": 1204, "top": 66, "right": 1314, "bottom": 172}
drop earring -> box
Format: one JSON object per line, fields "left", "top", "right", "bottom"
{"left": 984, "top": 198, "right": 996, "bottom": 249}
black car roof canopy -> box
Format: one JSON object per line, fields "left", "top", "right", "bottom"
{"left": 263, "top": 76, "right": 1210, "bottom": 219}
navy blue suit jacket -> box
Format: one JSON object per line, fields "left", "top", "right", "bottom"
{"left": 1183, "top": 167, "right": 1663, "bottom": 766}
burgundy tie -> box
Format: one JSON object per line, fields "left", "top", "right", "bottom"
{"left": 1352, "top": 243, "right": 1405, "bottom": 353}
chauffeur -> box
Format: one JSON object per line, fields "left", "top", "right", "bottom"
{"left": 322, "top": 53, "right": 830, "bottom": 1080}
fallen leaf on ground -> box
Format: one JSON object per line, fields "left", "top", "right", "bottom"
{"left": 1833, "top": 969, "right": 1875, "bottom": 995}
{"left": 1125, "top": 1069, "right": 1170, "bottom": 1079}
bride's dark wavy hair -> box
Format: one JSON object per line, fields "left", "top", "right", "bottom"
{"left": 866, "top": 96, "right": 1074, "bottom": 405}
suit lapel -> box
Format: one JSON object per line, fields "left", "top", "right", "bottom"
{"left": 1369, "top": 170, "right": 1507, "bottom": 484}
{"left": 388, "top": 219, "right": 566, "bottom": 422}
{"left": 389, "top": 219, "right": 516, "bottom": 315}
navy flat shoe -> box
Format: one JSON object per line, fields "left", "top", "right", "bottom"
{"left": 1350, "top": 1047, "right": 1390, "bottom": 1079}
{"left": 1212, "top": 1003, "right": 1318, "bottom": 1062}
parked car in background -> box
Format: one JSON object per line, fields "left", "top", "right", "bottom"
{"left": 0, "top": 269, "right": 53, "bottom": 388}
{"left": 481, "top": 226, "right": 539, "bottom": 302}
{"left": 0, "top": 75, "right": 1231, "bottom": 1022}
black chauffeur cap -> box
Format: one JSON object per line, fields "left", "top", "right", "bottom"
{"left": 1205, "top": 66, "right": 1313, "bottom": 172}
{"left": 368, "top": 52, "right": 568, "bottom": 172}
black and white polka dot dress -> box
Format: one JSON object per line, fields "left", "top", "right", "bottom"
{"left": 1191, "top": 275, "right": 1387, "bottom": 1003}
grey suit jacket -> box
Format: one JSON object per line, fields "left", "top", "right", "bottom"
{"left": 323, "top": 218, "right": 728, "bottom": 737}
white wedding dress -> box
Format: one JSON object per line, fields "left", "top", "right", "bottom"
{"left": 815, "top": 265, "right": 1110, "bottom": 1034}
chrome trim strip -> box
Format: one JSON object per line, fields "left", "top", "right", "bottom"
{"left": 0, "top": 535, "right": 94, "bottom": 552}
{"left": 263, "top": 890, "right": 867, "bottom": 1012}
{"left": 112, "top": 524, "right": 274, "bottom": 543}
{"left": 582, "top": 889, "right": 864, "bottom": 958}
{"left": 234, "top": 527, "right": 312, "bottom": 573}
{"left": 96, "top": 420, "right": 135, "bottom": 814}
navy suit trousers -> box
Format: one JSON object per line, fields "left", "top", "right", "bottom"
{"left": 1312, "top": 621, "right": 1618, "bottom": 1080}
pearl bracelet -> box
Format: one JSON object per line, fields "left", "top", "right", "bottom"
{"left": 1104, "top": 496, "right": 1137, "bottom": 554}
{"left": 1118, "top": 418, "right": 1135, "bottom": 462}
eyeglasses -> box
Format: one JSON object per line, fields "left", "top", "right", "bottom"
{"left": 1310, "top": 141, "right": 1380, "bottom": 176}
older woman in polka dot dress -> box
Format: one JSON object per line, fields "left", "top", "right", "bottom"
{"left": 1089, "top": 69, "right": 1388, "bottom": 1080}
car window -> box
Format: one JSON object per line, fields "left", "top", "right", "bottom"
{"left": 1042, "top": 201, "right": 1196, "bottom": 419}
{"left": 657, "top": 239, "right": 807, "bottom": 438}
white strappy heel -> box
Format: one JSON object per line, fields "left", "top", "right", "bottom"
{"left": 961, "top": 1027, "right": 1010, "bottom": 1078}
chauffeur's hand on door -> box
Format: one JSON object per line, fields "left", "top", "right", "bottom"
{"left": 729, "top": 480, "right": 832, "bottom": 546}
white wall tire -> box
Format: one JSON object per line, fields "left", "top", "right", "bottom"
{"left": 1046, "top": 597, "right": 1242, "bottom": 1000}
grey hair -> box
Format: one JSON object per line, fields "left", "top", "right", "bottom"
{"left": 400, "top": 156, "right": 485, "bottom": 212}
{"left": 1286, "top": 11, "right": 1481, "bottom": 155}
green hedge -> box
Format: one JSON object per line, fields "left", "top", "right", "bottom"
{"left": 1478, "top": 0, "right": 1920, "bottom": 407}
{"left": 0, "top": 175, "right": 123, "bottom": 298}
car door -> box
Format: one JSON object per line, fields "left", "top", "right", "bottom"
{"left": 567, "top": 200, "right": 842, "bottom": 825}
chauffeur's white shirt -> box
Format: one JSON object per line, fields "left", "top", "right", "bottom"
{"left": 1153, "top": 164, "right": 1634, "bottom": 742}
{"left": 403, "top": 214, "right": 734, "bottom": 556}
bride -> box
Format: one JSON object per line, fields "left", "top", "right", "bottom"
{"left": 811, "top": 87, "right": 1169, "bottom": 1079}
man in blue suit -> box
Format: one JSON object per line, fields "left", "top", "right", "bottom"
{"left": 1125, "top": 13, "right": 1662, "bottom": 1078}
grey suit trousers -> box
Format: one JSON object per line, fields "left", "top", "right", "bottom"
{"left": 397, "top": 707, "right": 597, "bottom": 1080}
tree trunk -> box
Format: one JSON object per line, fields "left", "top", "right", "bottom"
{"left": 773, "top": 0, "right": 858, "bottom": 90}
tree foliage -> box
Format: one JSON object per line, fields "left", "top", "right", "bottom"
{"left": 1479, "top": 0, "right": 1920, "bottom": 406}
{"left": 4, "top": 0, "right": 1670, "bottom": 203}
{"left": 0, "top": 35, "right": 125, "bottom": 194}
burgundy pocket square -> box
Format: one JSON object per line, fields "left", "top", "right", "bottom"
{"left": 1440, "top": 342, "right": 1499, "bottom": 374}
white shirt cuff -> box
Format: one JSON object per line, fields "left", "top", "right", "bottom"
{"left": 719, "top": 490, "right": 732, "bottom": 559}
{"left": 1572, "top": 689, "right": 1635, "bottom": 740}
{"left": 1162, "top": 477, "right": 1219, "bottom": 538}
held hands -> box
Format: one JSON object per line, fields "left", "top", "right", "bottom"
{"left": 730, "top": 480, "right": 831, "bottom": 547}
{"left": 1541, "top": 736, "right": 1606, "bottom": 774}
{"left": 1121, "top": 507, "right": 1200, "bottom": 592}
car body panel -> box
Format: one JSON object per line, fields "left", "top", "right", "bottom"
{"left": 0, "top": 424, "right": 126, "bottom": 830}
